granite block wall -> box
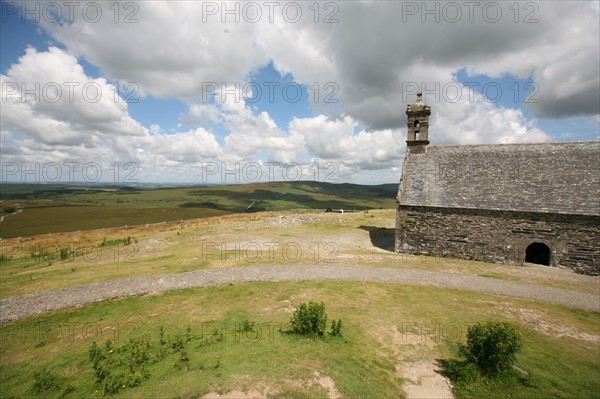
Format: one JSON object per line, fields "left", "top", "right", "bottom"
{"left": 395, "top": 205, "right": 600, "bottom": 275}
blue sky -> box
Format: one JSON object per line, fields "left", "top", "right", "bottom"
{"left": 1, "top": 1, "right": 598, "bottom": 184}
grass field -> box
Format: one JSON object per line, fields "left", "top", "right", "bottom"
{"left": 0, "top": 182, "right": 397, "bottom": 238}
{"left": 0, "top": 281, "right": 598, "bottom": 398}
{"left": 0, "top": 210, "right": 597, "bottom": 298}
{"left": 1, "top": 185, "right": 598, "bottom": 398}
{"left": 1, "top": 210, "right": 597, "bottom": 299}
{"left": 0, "top": 205, "right": 228, "bottom": 238}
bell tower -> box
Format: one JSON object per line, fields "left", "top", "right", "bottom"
{"left": 406, "top": 92, "right": 431, "bottom": 149}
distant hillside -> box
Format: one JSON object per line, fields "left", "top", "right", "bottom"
{"left": 0, "top": 181, "right": 397, "bottom": 238}
{"left": 180, "top": 181, "right": 397, "bottom": 212}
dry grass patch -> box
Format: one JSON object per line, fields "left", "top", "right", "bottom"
{"left": 1, "top": 210, "right": 598, "bottom": 299}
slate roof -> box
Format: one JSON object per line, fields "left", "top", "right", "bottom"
{"left": 397, "top": 141, "right": 600, "bottom": 216}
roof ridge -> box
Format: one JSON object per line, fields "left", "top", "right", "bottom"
{"left": 429, "top": 140, "right": 599, "bottom": 149}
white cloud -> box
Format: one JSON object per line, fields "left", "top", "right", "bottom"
{"left": 41, "top": 2, "right": 270, "bottom": 100}
{"left": 179, "top": 85, "right": 308, "bottom": 164}
{"left": 180, "top": 104, "right": 222, "bottom": 125}
{"left": 1, "top": 47, "right": 146, "bottom": 147}
{"left": 40, "top": 1, "right": 599, "bottom": 122}
{"left": 3, "top": 1, "right": 598, "bottom": 183}
{"left": 0, "top": 47, "right": 225, "bottom": 181}
{"left": 289, "top": 115, "right": 404, "bottom": 174}
{"left": 427, "top": 90, "right": 550, "bottom": 145}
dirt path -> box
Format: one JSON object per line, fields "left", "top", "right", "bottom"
{"left": 400, "top": 361, "right": 454, "bottom": 399}
{"left": 0, "top": 208, "right": 23, "bottom": 224}
{"left": 1, "top": 265, "right": 598, "bottom": 323}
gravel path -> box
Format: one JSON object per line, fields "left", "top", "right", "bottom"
{"left": 1, "top": 265, "right": 599, "bottom": 323}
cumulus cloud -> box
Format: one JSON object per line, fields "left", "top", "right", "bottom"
{"left": 295, "top": 1, "right": 599, "bottom": 127}
{"left": 1, "top": 47, "right": 146, "bottom": 147}
{"left": 0, "top": 47, "right": 224, "bottom": 181}
{"left": 462, "top": 1, "right": 600, "bottom": 118}
{"left": 430, "top": 94, "right": 550, "bottom": 145}
{"left": 181, "top": 86, "right": 307, "bottom": 164}
{"left": 3, "top": 1, "right": 598, "bottom": 183}
{"left": 290, "top": 115, "right": 403, "bottom": 170}
{"left": 39, "top": 2, "right": 599, "bottom": 122}
{"left": 41, "top": 2, "right": 270, "bottom": 99}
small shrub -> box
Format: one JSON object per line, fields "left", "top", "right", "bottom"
{"left": 60, "top": 247, "right": 69, "bottom": 260}
{"left": 32, "top": 368, "right": 57, "bottom": 394}
{"left": 127, "top": 338, "right": 149, "bottom": 366}
{"left": 330, "top": 319, "right": 343, "bottom": 337}
{"left": 289, "top": 301, "right": 328, "bottom": 337}
{"left": 3, "top": 207, "right": 16, "bottom": 213}
{"left": 159, "top": 326, "right": 166, "bottom": 346}
{"left": 88, "top": 338, "right": 150, "bottom": 396}
{"left": 241, "top": 320, "right": 255, "bottom": 332}
{"left": 126, "top": 370, "right": 147, "bottom": 386}
{"left": 460, "top": 321, "right": 523, "bottom": 376}
{"left": 171, "top": 335, "right": 185, "bottom": 353}
{"left": 441, "top": 358, "right": 480, "bottom": 383}
{"left": 101, "top": 374, "right": 123, "bottom": 396}
{"left": 186, "top": 325, "right": 192, "bottom": 342}
{"left": 175, "top": 350, "right": 190, "bottom": 370}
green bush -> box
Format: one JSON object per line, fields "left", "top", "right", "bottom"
{"left": 88, "top": 338, "right": 151, "bottom": 396}
{"left": 289, "top": 301, "right": 328, "bottom": 337}
{"left": 32, "top": 368, "right": 57, "bottom": 394}
{"left": 460, "top": 321, "right": 523, "bottom": 376}
{"left": 241, "top": 320, "right": 255, "bottom": 332}
{"left": 440, "top": 359, "right": 480, "bottom": 383}
{"left": 330, "top": 320, "right": 343, "bottom": 337}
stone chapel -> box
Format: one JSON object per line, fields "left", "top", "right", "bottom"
{"left": 395, "top": 93, "right": 600, "bottom": 275}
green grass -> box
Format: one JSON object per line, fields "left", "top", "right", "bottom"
{"left": 0, "top": 282, "right": 598, "bottom": 398}
{"left": 443, "top": 331, "right": 600, "bottom": 399}
{"left": 1, "top": 184, "right": 597, "bottom": 398}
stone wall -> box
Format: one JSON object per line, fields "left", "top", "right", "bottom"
{"left": 395, "top": 205, "right": 600, "bottom": 275}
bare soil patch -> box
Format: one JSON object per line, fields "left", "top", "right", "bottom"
{"left": 398, "top": 360, "right": 454, "bottom": 399}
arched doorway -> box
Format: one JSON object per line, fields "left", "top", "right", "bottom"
{"left": 525, "top": 242, "right": 551, "bottom": 266}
